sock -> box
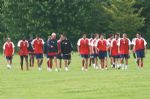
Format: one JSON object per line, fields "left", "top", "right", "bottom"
{"left": 121, "top": 64, "right": 123, "bottom": 69}
{"left": 125, "top": 65, "right": 128, "bottom": 69}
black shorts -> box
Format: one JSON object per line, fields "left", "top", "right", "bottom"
{"left": 47, "top": 55, "right": 55, "bottom": 59}
{"left": 136, "top": 49, "right": 145, "bottom": 58}
{"left": 20, "top": 55, "right": 28, "bottom": 60}
{"left": 29, "top": 52, "right": 34, "bottom": 55}
{"left": 57, "top": 54, "right": 62, "bottom": 59}
{"left": 120, "top": 54, "right": 130, "bottom": 59}
{"left": 35, "top": 54, "right": 43, "bottom": 59}
{"left": 90, "top": 54, "right": 98, "bottom": 58}
{"left": 20, "top": 55, "right": 28, "bottom": 58}
{"left": 81, "top": 54, "right": 89, "bottom": 59}
{"left": 6, "top": 56, "right": 12, "bottom": 60}
{"left": 63, "top": 54, "right": 71, "bottom": 60}
{"left": 112, "top": 55, "right": 120, "bottom": 59}
{"left": 98, "top": 51, "right": 107, "bottom": 59}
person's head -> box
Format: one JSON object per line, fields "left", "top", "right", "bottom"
{"left": 115, "top": 33, "right": 119, "bottom": 39}
{"left": 82, "top": 33, "right": 87, "bottom": 39}
{"left": 62, "top": 33, "right": 67, "bottom": 40}
{"left": 51, "top": 32, "right": 56, "bottom": 39}
{"left": 48, "top": 36, "right": 51, "bottom": 40}
{"left": 59, "top": 34, "right": 63, "bottom": 40}
{"left": 7, "top": 37, "right": 11, "bottom": 42}
{"left": 29, "top": 36, "right": 33, "bottom": 41}
{"left": 95, "top": 33, "right": 99, "bottom": 39}
{"left": 123, "top": 33, "right": 127, "bottom": 39}
{"left": 36, "top": 34, "right": 40, "bottom": 39}
{"left": 100, "top": 34, "right": 104, "bottom": 39}
{"left": 109, "top": 33, "right": 114, "bottom": 39}
{"left": 22, "top": 36, "right": 26, "bottom": 41}
{"left": 90, "top": 34, "right": 94, "bottom": 39}
{"left": 136, "top": 33, "right": 141, "bottom": 38}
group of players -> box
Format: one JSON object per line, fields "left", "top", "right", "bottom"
{"left": 77, "top": 33, "right": 147, "bottom": 71}
{"left": 2, "top": 32, "right": 147, "bottom": 71}
{"left": 3, "top": 33, "right": 73, "bottom": 71}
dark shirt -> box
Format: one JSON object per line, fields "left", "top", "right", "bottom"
{"left": 61, "top": 39, "right": 73, "bottom": 54}
{"left": 44, "top": 39, "right": 58, "bottom": 54}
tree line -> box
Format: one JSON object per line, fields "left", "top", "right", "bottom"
{"left": 0, "top": 0, "right": 149, "bottom": 51}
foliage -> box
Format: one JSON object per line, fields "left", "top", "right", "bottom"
{"left": 0, "top": 0, "right": 149, "bottom": 50}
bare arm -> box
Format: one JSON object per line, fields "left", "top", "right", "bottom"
{"left": 12, "top": 47, "right": 15, "bottom": 55}
{"left": 77, "top": 46, "right": 80, "bottom": 55}
{"left": 145, "top": 45, "right": 147, "bottom": 54}
{"left": 3, "top": 50, "right": 5, "bottom": 57}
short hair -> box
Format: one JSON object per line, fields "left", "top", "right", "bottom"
{"left": 7, "top": 37, "right": 11, "bottom": 40}
{"left": 36, "top": 34, "right": 40, "bottom": 37}
{"left": 94, "top": 33, "right": 99, "bottom": 37}
{"left": 115, "top": 33, "right": 120, "bottom": 36}
{"left": 90, "top": 34, "right": 94, "bottom": 38}
{"left": 62, "top": 33, "right": 67, "bottom": 37}
{"left": 108, "top": 34, "right": 113, "bottom": 38}
{"left": 22, "top": 36, "right": 26, "bottom": 40}
{"left": 82, "top": 32, "right": 87, "bottom": 35}
{"left": 51, "top": 32, "right": 56, "bottom": 36}
{"left": 99, "top": 33, "right": 102, "bottom": 37}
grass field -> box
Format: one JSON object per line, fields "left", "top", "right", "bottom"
{"left": 0, "top": 52, "right": 150, "bottom": 99}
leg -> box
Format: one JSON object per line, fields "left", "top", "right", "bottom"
{"left": 37, "top": 59, "right": 40, "bottom": 68}
{"left": 47, "top": 58, "right": 50, "bottom": 68}
{"left": 82, "top": 58, "right": 85, "bottom": 68}
{"left": 141, "top": 58, "right": 143, "bottom": 68}
{"left": 32, "top": 54, "right": 34, "bottom": 66}
{"left": 125, "top": 58, "right": 128, "bottom": 69}
{"left": 59, "top": 59, "right": 62, "bottom": 69}
{"left": 39, "top": 59, "right": 43, "bottom": 67}
{"left": 30, "top": 54, "right": 34, "bottom": 67}
{"left": 110, "top": 57, "right": 113, "bottom": 66}
{"left": 94, "top": 57, "right": 98, "bottom": 67}
{"left": 89, "top": 57, "right": 92, "bottom": 66}
{"left": 25, "top": 56, "right": 29, "bottom": 70}
{"left": 120, "top": 57, "right": 124, "bottom": 69}
{"left": 20, "top": 56, "right": 24, "bottom": 70}
{"left": 29, "top": 55, "right": 32, "bottom": 67}
{"left": 6, "top": 57, "right": 11, "bottom": 69}
{"left": 10, "top": 57, "right": 12, "bottom": 65}
{"left": 54, "top": 57, "right": 58, "bottom": 69}
{"left": 64, "top": 59, "right": 68, "bottom": 68}
{"left": 64, "top": 59, "right": 69, "bottom": 71}
{"left": 112, "top": 57, "right": 116, "bottom": 68}
{"left": 49, "top": 58, "right": 53, "bottom": 69}
{"left": 68, "top": 59, "right": 71, "bottom": 66}
{"left": 117, "top": 57, "right": 121, "bottom": 69}
{"left": 136, "top": 58, "right": 140, "bottom": 67}
{"left": 85, "top": 58, "right": 88, "bottom": 70}
{"left": 100, "top": 59, "right": 104, "bottom": 69}
{"left": 105, "top": 57, "right": 108, "bottom": 69}
{"left": 7, "top": 58, "right": 11, "bottom": 65}
{"left": 102, "top": 59, "right": 105, "bottom": 69}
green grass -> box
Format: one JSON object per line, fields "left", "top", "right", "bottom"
{"left": 0, "top": 51, "right": 150, "bottom": 99}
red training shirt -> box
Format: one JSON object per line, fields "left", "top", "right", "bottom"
{"left": 77, "top": 38, "right": 90, "bottom": 55}
{"left": 18, "top": 40, "right": 29, "bottom": 56}
{"left": 3, "top": 42, "right": 15, "bottom": 56}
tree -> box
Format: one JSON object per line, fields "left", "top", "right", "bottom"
{"left": 103, "top": 0, "right": 144, "bottom": 36}
{"left": 1, "top": 0, "right": 94, "bottom": 50}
